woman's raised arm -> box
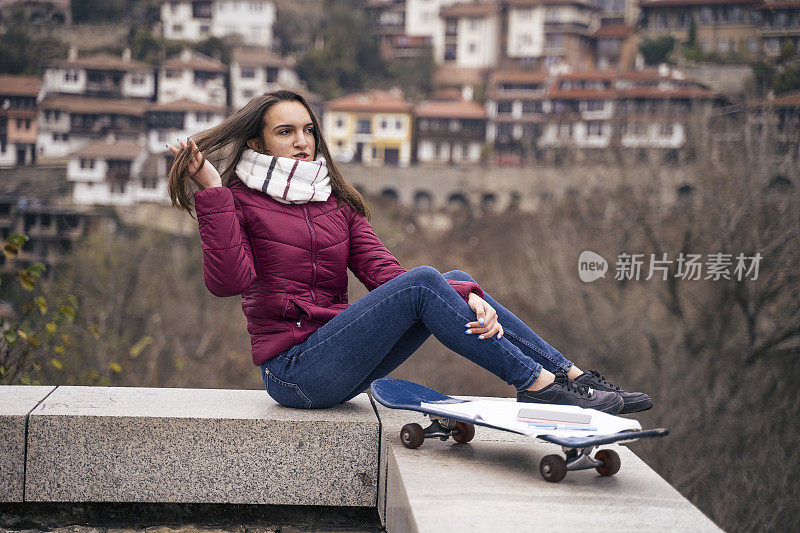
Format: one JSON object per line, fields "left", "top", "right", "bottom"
{"left": 194, "top": 186, "right": 258, "bottom": 297}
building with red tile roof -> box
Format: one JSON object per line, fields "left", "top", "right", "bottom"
{"left": 158, "top": 49, "right": 226, "bottom": 107}
{"left": 44, "top": 50, "right": 156, "bottom": 100}
{"left": 0, "top": 75, "right": 43, "bottom": 167}
{"left": 486, "top": 68, "right": 719, "bottom": 165}
{"left": 323, "top": 90, "right": 414, "bottom": 167}
{"left": 414, "top": 98, "right": 488, "bottom": 164}
{"left": 66, "top": 139, "right": 155, "bottom": 207}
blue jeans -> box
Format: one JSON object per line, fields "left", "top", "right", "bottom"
{"left": 260, "top": 266, "right": 573, "bottom": 408}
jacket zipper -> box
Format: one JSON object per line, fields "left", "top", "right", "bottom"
{"left": 302, "top": 205, "right": 317, "bottom": 303}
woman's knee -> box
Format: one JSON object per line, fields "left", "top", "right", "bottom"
{"left": 441, "top": 269, "right": 475, "bottom": 282}
{"left": 405, "top": 265, "right": 443, "bottom": 285}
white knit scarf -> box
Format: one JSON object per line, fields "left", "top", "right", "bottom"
{"left": 235, "top": 148, "right": 331, "bottom": 204}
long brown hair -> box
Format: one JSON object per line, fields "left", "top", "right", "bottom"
{"left": 168, "top": 89, "right": 370, "bottom": 220}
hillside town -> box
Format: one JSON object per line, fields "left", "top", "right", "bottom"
{"left": 1, "top": 0, "right": 800, "bottom": 274}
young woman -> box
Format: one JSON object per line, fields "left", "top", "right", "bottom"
{"left": 167, "top": 89, "right": 652, "bottom": 413}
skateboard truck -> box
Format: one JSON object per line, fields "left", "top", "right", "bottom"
{"left": 400, "top": 414, "right": 476, "bottom": 449}
{"left": 538, "top": 446, "right": 621, "bottom": 482}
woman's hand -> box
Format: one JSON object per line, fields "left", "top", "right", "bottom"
{"left": 465, "top": 292, "right": 503, "bottom": 340}
{"left": 167, "top": 138, "right": 222, "bottom": 190}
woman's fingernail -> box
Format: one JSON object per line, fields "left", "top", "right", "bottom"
{"left": 478, "top": 335, "right": 484, "bottom": 339}
{"left": 465, "top": 329, "right": 471, "bottom": 334}
{"left": 479, "top": 318, "right": 484, "bottom": 325}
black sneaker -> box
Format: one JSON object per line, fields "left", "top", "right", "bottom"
{"left": 574, "top": 369, "right": 653, "bottom": 414}
{"left": 517, "top": 370, "right": 624, "bottom": 414}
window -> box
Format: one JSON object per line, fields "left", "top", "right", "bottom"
{"left": 243, "top": 89, "right": 255, "bottom": 98}
{"left": 172, "top": 23, "right": 183, "bottom": 33}
{"left": 586, "top": 100, "right": 604, "bottom": 111}
{"left": 523, "top": 101, "right": 542, "bottom": 113}
{"left": 79, "top": 158, "right": 94, "bottom": 169}
{"left": 200, "top": 25, "right": 210, "bottom": 34}
{"left": 558, "top": 123, "right": 572, "bottom": 137}
{"left": 165, "top": 70, "right": 181, "bottom": 79}
{"left": 196, "top": 112, "right": 212, "bottom": 122}
{"left": 587, "top": 122, "right": 604, "bottom": 136}
{"left": 266, "top": 67, "right": 278, "bottom": 83}
{"left": 336, "top": 118, "right": 344, "bottom": 128}
{"left": 110, "top": 181, "right": 127, "bottom": 194}
{"left": 419, "top": 119, "right": 429, "bottom": 131}
{"left": 130, "top": 73, "right": 145, "bottom": 85}
{"left": 496, "top": 101, "right": 513, "bottom": 114}
{"left": 469, "top": 42, "right": 477, "bottom": 53}
{"left": 396, "top": 119, "right": 403, "bottom": 130}
{"left": 660, "top": 122, "right": 674, "bottom": 136}
{"left": 240, "top": 67, "right": 256, "bottom": 79}
{"left": 356, "top": 119, "right": 371, "bottom": 134}
{"left": 64, "top": 69, "right": 78, "bottom": 83}
{"left": 496, "top": 123, "right": 512, "bottom": 139}
{"left": 141, "top": 177, "right": 158, "bottom": 189}
{"left": 380, "top": 119, "right": 388, "bottom": 130}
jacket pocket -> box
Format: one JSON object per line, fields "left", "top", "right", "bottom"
{"left": 283, "top": 297, "right": 313, "bottom": 320}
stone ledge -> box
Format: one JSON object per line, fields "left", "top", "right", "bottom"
{"left": 372, "top": 395, "right": 722, "bottom": 532}
{"left": 19, "top": 386, "right": 379, "bottom": 506}
{"left": 0, "top": 386, "right": 57, "bottom": 502}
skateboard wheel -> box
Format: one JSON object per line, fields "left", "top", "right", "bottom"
{"left": 539, "top": 454, "right": 567, "bottom": 483}
{"left": 400, "top": 423, "right": 425, "bottom": 449}
{"left": 595, "top": 449, "right": 621, "bottom": 477}
{"left": 452, "top": 421, "right": 475, "bottom": 443}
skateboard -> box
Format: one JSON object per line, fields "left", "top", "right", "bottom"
{"left": 369, "top": 378, "right": 668, "bottom": 483}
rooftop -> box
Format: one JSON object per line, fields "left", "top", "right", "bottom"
{"left": 0, "top": 74, "right": 42, "bottom": 97}
{"left": 414, "top": 99, "right": 488, "bottom": 119}
{"left": 440, "top": 2, "right": 500, "bottom": 18}
{"left": 70, "top": 140, "right": 147, "bottom": 160}
{"left": 639, "top": 0, "right": 756, "bottom": 7}
{"left": 40, "top": 95, "right": 149, "bottom": 115}
{"left": 52, "top": 53, "right": 152, "bottom": 73}
{"left": 148, "top": 98, "right": 226, "bottom": 113}
{"left": 593, "top": 24, "right": 634, "bottom": 39}
{"left": 162, "top": 50, "right": 226, "bottom": 73}
{"left": 232, "top": 47, "right": 289, "bottom": 68}
{"left": 325, "top": 90, "right": 413, "bottom": 113}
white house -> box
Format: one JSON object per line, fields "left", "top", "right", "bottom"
{"left": 405, "top": 0, "right": 460, "bottom": 39}
{"left": 505, "top": 0, "right": 598, "bottom": 71}
{"left": 67, "top": 140, "right": 150, "bottom": 206}
{"left": 43, "top": 49, "right": 155, "bottom": 100}
{"left": 434, "top": 2, "right": 501, "bottom": 68}
{"left": 230, "top": 47, "right": 301, "bottom": 109}
{"left": 158, "top": 49, "right": 226, "bottom": 106}
{"left": 37, "top": 95, "right": 148, "bottom": 160}
{"left": 160, "top": 0, "right": 276, "bottom": 48}
{"left": 146, "top": 98, "right": 226, "bottom": 154}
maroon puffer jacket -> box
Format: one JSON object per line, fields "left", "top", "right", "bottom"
{"left": 194, "top": 174, "right": 484, "bottom": 366}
